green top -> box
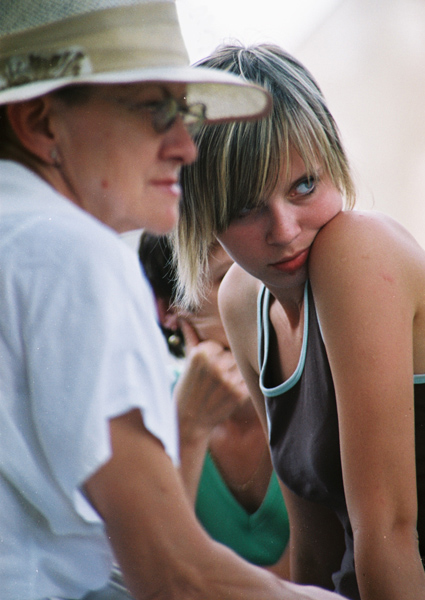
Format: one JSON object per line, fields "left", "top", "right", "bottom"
{"left": 195, "top": 451, "right": 290, "bottom": 566}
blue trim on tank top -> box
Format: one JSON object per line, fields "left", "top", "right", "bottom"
{"left": 258, "top": 281, "right": 309, "bottom": 397}
{"left": 257, "top": 281, "right": 425, "bottom": 396}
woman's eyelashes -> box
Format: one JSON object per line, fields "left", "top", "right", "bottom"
{"left": 289, "top": 175, "right": 317, "bottom": 199}
{"left": 232, "top": 174, "right": 320, "bottom": 222}
{"left": 234, "top": 201, "right": 267, "bottom": 220}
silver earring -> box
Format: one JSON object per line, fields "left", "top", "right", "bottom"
{"left": 168, "top": 333, "right": 182, "bottom": 348}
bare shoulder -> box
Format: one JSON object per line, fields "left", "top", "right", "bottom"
{"left": 218, "top": 263, "right": 261, "bottom": 323}
{"left": 310, "top": 210, "right": 425, "bottom": 289}
{"left": 309, "top": 210, "right": 425, "bottom": 367}
{"left": 218, "top": 263, "right": 261, "bottom": 373}
{"left": 313, "top": 209, "right": 421, "bottom": 252}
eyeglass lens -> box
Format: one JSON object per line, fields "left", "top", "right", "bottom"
{"left": 152, "top": 98, "right": 206, "bottom": 136}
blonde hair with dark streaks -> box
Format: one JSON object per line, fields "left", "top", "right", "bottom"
{"left": 174, "top": 43, "right": 355, "bottom": 309}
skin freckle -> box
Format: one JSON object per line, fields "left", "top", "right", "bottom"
{"left": 380, "top": 272, "right": 394, "bottom": 284}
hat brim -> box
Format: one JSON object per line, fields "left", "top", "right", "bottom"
{"left": 0, "top": 2, "right": 271, "bottom": 121}
{"left": 0, "top": 66, "right": 271, "bottom": 122}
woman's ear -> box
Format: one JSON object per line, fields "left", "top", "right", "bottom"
{"left": 6, "top": 96, "right": 56, "bottom": 164}
{"left": 156, "top": 297, "right": 179, "bottom": 331}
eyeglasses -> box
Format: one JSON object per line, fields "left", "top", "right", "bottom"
{"left": 143, "top": 97, "right": 207, "bottom": 137}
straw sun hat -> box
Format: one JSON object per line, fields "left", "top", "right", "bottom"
{"left": 0, "top": 0, "right": 271, "bottom": 123}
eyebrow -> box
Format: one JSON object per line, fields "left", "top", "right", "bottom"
{"left": 289, "top": 166, "right": 323, "bottom": 189}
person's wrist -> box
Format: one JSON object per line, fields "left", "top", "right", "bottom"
{"left": 179, "top": 420, "right": 211, "bottom": 448}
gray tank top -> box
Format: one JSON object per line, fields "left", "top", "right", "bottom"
{"left": 258, "top": 281, "right": 425, "bottom": 599}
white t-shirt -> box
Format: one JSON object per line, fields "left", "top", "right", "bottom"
{"left": 0, "top": 160, "right": 179, "bottom": 599}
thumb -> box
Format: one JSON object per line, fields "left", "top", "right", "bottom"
{"left": 179, "top": 318, "right": 201, "bottom": 351}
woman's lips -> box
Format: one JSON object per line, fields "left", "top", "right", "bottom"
{"left": 270, "top": 248, "right": 310, "bottom": 274}
{"left": 152, "top": 179, "right": 181, "bottom": 197}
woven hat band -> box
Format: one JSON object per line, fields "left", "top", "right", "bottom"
{"left": 0, "top": 3, "right": 189, "bottom": 93}
{"left": 0, "top": 0, "right": 271, "bottom": 122}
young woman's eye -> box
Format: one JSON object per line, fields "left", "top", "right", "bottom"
{"left": 231, "top": 205, "right": 253, "bottom": 221}
{"left": 234, "top": 202, "right": 267, "bottom": 221}
{"left": 236, "top": 206, "right": 253, "bottom": 219}
{"left": 294, "top": 177, "right": 316, "bottom": 196}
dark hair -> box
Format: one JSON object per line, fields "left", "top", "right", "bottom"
{"left": 138, "top": 232, "right": 177, "bottom": 302}
{"left": 138, "top": 232, "right": 185, "bottom": 358}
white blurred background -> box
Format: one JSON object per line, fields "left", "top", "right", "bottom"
{"left": 176, "top": 0, "right": 341, "bottom": 61}
{"left": 123, "top": 0, "right": 425, "bottom": 250}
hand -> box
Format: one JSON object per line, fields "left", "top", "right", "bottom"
{"left": 175, "top": 319, "right": 250, "bottom": 443}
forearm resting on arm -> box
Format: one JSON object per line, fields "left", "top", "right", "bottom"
{"left": 173, "top": 340, "right": 248, "bottom": 504}
{"left": 84, "top": 409, "right": 343, "bottom": 600}
{"left": 173, "top": 365, "right": 211, "bottom": 504}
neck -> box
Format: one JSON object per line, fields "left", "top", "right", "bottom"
{"left": 269, "top": 284, "right": 305, "bottom": 331}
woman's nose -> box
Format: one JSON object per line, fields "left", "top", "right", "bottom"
{"left": 162, "top": 116, "right": 198, "bottom": 165}
{"left": 266, "top": 199, "right": 301, "bottom": 245}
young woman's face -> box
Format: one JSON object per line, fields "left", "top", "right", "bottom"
{"left": 217, "top": 149, "right": 343, "bottom": 295}
{"left": 49, "top": 83, "right": 197, "bottom": 233}
{"left": 179, "top": 244, "right": 234, "bottom": 347}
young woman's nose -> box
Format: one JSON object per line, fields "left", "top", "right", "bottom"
{"left": 162, "top": 116, "right": 198, "bottom": 165}
{"left": 266, "top": 198, "right": 302, "bottom": 245}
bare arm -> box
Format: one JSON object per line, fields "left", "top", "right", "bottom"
{"left": 310, "top": 211, "right": 425, "bottom": 600}
{"left": 174, "top": 319, "right": 249, "bottom": 503}
{"left": 218, "top": 265, "right": 269, "bottom": 430}
{"left": 219, "top": 266, "right": 292, "bottom": 581}
{"left": 85, "top": 409, "right": 344, "bottom": 600}
{"left": 280, "top": 483, "right": 345, "bottom": 588}
{"left": 265, "top": 542, "right": 291, "bottom": 580}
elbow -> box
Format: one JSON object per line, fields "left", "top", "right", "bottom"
{"left": 353, "top": 515, "right": 420, "bottom": 559}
